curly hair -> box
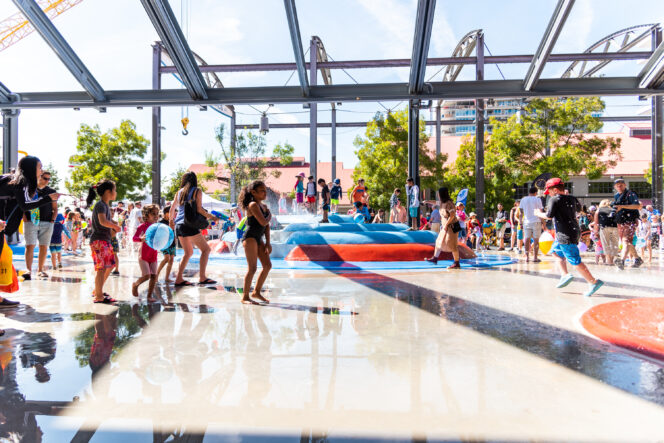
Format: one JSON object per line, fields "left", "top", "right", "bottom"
{"left": 142, "top": 203, "right": 159, "bottom": 220}
{"left": 238, "top": 180, "right": 266, "bottom": 210}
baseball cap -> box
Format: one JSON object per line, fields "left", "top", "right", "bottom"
{"left": 544, "top": 178, "right": 564, "bottom": 195}
{"left": 334, "top": 178, "right": 340, "bottom": 184}
{"left": 614, "top": 178, "right": 625, "bottom": 184}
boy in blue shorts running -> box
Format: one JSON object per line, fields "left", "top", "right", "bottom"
{"left": 535, "top": 178, "right": 603, "bottom": 297}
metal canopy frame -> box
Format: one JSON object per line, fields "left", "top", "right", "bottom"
{"left": 11, "top": 0, "right": 105, "bottom": 102}
{"left": 0, "top": 1, "right": 662, "bottom": 213}
{"left": 283, "top": 0, "right": 310, "bottom": 97}
{"left": 139, "top": 0, "right": 207, "bottom": 100}
{"left": 524, "top": 0, "right": 575, "bottom": 91}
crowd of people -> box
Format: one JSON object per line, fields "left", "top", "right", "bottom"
{"left": 0, "top": 156, "right": 661, "bottom": 336}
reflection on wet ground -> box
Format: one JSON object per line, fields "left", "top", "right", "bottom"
{"left": 1, "top": 255, "right": 664, "bottom": 440}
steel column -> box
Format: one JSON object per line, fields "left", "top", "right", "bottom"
{"left": 309, "top": 38, "right": 318, "bottom": 198}
{"left": 139, "top": 0, "right": 207, "bottom": 100}
{"left": 11, "top": 0, "right": 106, "bottom": 102}
{"left": 475, "top": 32, "right": 485, "bottom": 222}
{"left": 523, "top": 0, "right": 575, "bottom": 91}
{"left": 435, "top": 104, "right": 441, "bottom": 156}
{"left": 408, "top": 0, "right": 436, "bottom": 94}
{"left": 408, "top": 100, "right": 420, "bottom": 187}
{"left": 284, "top": 0, "right": 310, "bottom": 97}
{"left": 230, "top": 108, "right": 237, "bottom": 204}
{"left": 1, "top": 109, "right": 19, "bottom": 174}
{"left": 0, "top": 81, "right": 11, "bottom": 103}
{"left": 151, "top": 43, "right": 162, "bottom": 204}
{"left": 331, "top": 106, "right": 337, "bottom": 181}
{"left": 652, "top": 28, "right": 663, "bottom": 212}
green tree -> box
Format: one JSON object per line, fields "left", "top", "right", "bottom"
{"left": 446, "top": 97, "right": 622, "bottom": 212}
{"left": 352, "top": 109, "right": 448, "bottom": 211}
{"left": 203, "top": 124, "right": 295, "bottom": 200}
{"left": 66, "top": 120, "right": 151, "bottom": 200}
{"left": 162, "top": 166, "right": 188, "bottom": 202}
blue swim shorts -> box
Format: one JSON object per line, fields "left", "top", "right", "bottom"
{"left": 517, "top": 229, "right": 524, "bottom": 240}
{"left": 49, "top": 243, "right": 62, "bottom": 253}
{"left": 409, "top": 207, "right": 418, "bottom": 218}
{"left": 551, "top": 241, "right": 582, "bottom": 266}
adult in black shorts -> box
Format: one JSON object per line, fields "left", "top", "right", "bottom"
{"left": 169, "top": 172, "right": 220, "bottom": 286}
{"left": 612, "top": 178, "right": 643, "bottom": 269}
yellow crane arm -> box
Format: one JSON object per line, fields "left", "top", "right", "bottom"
{"left": 0, "top": 0, "right": 85, "bottom": 52}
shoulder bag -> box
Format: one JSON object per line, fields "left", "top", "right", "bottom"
{"left": 184, "top": 188, "right": 209, "bottom": 230}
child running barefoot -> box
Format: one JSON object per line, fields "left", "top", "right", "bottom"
{"left": 535, "top": 178, "right": 603, "bottom": 297}
{"left": 87, "top": 180, "right": 121, "bottom": 304}
{"left": 156, "top": 205, "right": 176, "bottom": 283}
{"left": 132, "top": 204, "right": 160, "bottom": 302}
{"left": 239, "top": 181, "right": 272, "bottom": 304}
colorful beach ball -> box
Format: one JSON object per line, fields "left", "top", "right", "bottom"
{"left": 539, "top": 231, "right": 555, "bottom": 255}
{"left": 145, "top": 223, "right": 174, "bottom": 251}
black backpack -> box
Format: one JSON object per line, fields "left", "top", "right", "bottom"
{"left": 183, "top": 188, "right": 208, "bottom": 230}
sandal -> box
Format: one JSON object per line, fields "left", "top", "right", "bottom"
{"left": 174, "top": 281, "right": 193, "bottom": 287}
{"left": 93, "top": 297, "right": 115, "bottom": 304}
{"left": 198, "top": 278, "right": 217, "bottom": 286}
{"left": 38, "top": 271, "right": 49, "bottom": 278}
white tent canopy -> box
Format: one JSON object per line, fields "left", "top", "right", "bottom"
{"left": 201, "top": 193, "right": 233, "bottom": 212}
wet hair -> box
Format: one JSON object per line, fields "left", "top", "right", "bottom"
{"left": 354, "top": 201, "right": 362, "bottom": 209}
{"left": 85, "top": 179, "right": 116, "bottom": 208}
{"left": 238, "top": 180, "right": 266, "bottom": 210}
{"left": 163, "top": 205, "right": 171, "bottom": 217}
{"left": 142, "top": 204, "right": 159, "bottom": 220}
{"left": 178, "top": 171, "right": 198, "bottom": 205}
{"left": 529, "top": 186, "right": 538, "bottom": 194}
{"left": 438, "top": 187, "right": 452, "bottom": 204}
{"left": 10, "top": 155, "right": 41, "bottom": 196}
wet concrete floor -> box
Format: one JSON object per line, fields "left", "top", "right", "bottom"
{"left": 1, "top": 251, "right": 664, "bottom": 441}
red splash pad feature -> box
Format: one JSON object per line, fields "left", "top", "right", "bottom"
{"left": 581, "top": 298, "right": 664, "bottom": 360}
{"left": 285, "top": 243, "right": 476, "bottom": 262}
{"left": 207, "top": 240, "right": 230, "bottom": 254}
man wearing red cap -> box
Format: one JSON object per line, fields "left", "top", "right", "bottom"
{"left": 535, "top": 178, "right": 603, "bottom": 297}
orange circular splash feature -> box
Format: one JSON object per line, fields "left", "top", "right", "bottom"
{"left": 580, "top": 298, "right": 664, "bottom": 360}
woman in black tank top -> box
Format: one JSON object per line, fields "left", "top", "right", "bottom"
{"left": 239, "top": 181, "right": 272, "bottom": 305}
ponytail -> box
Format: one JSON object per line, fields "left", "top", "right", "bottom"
{"left": 86, "top": 179, "right": 116, "bottom": 208}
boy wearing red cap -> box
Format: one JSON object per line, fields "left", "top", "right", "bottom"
{"left": 535, "top": 178, "right": 603, "bottom": 297}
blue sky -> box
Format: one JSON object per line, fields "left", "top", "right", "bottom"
{"left": 1, "top": 0, "right": 663, "bottom": 186}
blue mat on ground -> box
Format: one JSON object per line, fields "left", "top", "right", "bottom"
{"left": 183, "top": 251, "right": 515, "bottom": 270}
{"left": 284, "top": 223, "right": 409, "bottom": 233}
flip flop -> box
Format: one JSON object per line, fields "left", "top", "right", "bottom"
{"left": 174, "top": 281, "right": 193, "bottom": 287}
{"left": 93, "top": 298, "right": 115, "bottom": 304}
{"left": 198, "top": 278, "right": 217, "bottom": 286}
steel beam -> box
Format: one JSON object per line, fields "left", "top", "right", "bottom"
{"left": 475, "top": 32, "right": 485, "bottom": 222}
{"left": 159, "top": 52, "right": 652, "bottom": 74}
{"left": 408, "top": 100, "right": 421, "bottom": 189}
{"left": 139, "top": 0, "right": 207, "bottom": 100}
{"left": 234, "top": 115, "right": 650, "bottom": 130}
{"left": 524, "top": 0, "right": 575, "bottom": 91}
{"left": 230, "top": 108, "right": 237, "bottom": 204}
{"left": 639, "top": 41, "right": 664, "bottom": 89}
{"left": 11, "top": 0, "right": 105, "bottom": 102}
{"left": 2, "top": 109, "right": 19, "bottom": 174}
{"left": 0, "top": 81, "right": 12, "bottom": 103}
{"left": 283, "top": 0, "right": 309, "bottom": 97}
{"left": 6, "top": 77, "right": 659, "bottom": 110}
{"left": 151, "top": 43, "right": 162, "bottom": 205}
{"left": 409, "top": 0, "right": 436, "bottom": 94}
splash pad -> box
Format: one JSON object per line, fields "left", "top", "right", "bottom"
{"left": 203, "top": 214, "right": 514, "bottom": 271}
